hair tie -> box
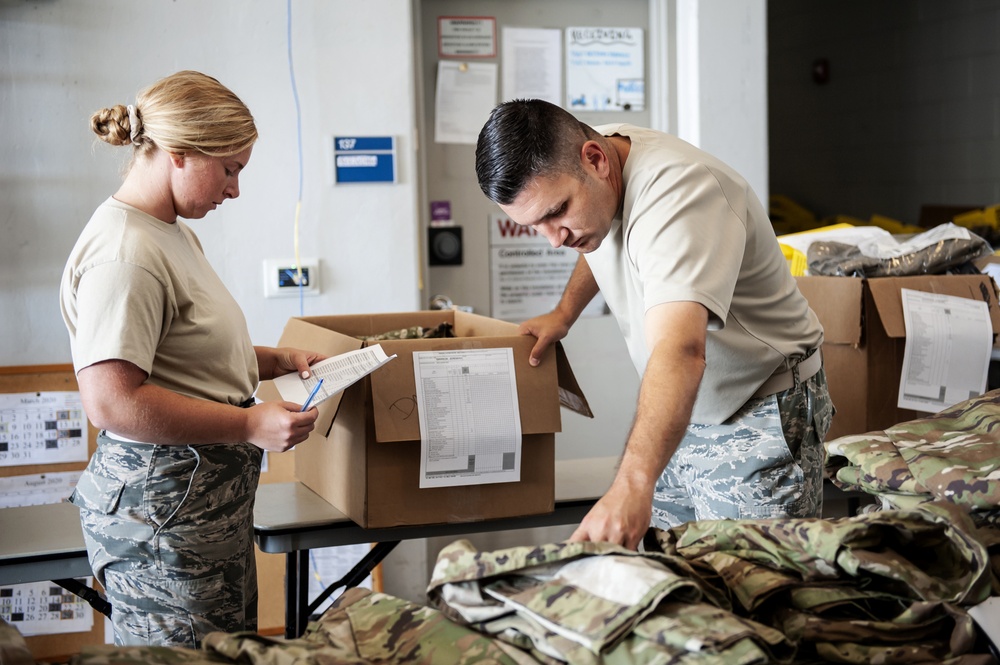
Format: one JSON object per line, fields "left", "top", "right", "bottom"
{"left": 126, "top": 104, "right": 140, "bottom": 144}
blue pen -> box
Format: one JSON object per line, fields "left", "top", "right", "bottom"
{"left": 300, "top": 378, "right": 324, "bottom": 412}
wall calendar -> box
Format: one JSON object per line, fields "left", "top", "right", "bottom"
{"left": 0, "top": 391, "right": 89, "bottom": 467}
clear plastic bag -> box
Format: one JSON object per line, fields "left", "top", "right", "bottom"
{"left": 806, "top": 223, "right": 993, "bottom": 277}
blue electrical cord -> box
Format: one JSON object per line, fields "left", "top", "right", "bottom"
{"left": 287, "top": 0, "right": 306, "bottom": 316}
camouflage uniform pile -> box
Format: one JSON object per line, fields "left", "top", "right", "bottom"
{"left": 427, "top": 506, "right": 996, "bottom": 664}
{"left": 68, "top": 587, "right": 531, "bottom": 664}
{"left": 22, "top": 391, "right": 1000, "bottom": 663}
{"left": 825, "top": 390, "right": 1000, "bottom": 517}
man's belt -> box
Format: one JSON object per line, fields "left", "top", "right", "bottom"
{"left": 753, "top": 350, "right": 822, "bottom": 398}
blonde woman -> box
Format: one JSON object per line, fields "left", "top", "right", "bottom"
{"left": 60, "top": 71, "right": 323, "bottom": 647}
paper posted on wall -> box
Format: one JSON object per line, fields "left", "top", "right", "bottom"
{"left": 273, "top": 344, "right": 396, "bottom": 409}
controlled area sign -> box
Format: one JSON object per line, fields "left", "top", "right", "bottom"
{"left": 488, "top": 212, "right": 606, "bottom": 322}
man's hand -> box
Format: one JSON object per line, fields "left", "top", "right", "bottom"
{"left": 518, "top": 311, "right": 571, "bottom": 367}
{"left": 569, "top": 301, "right": 709, "bottom": 550}
{"left": 569, "top": 475, "right": 653, "bottom": 550}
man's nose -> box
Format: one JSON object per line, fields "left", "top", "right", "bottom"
{"left": 538, "top": 224, "right": 564, "bottom": 248}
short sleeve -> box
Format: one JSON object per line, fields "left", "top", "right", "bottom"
{"left": 71, "top": 261, "right": 169, "bottom": 375}
{"left": 625, "top": 162, "right": 747, "bottom": 329}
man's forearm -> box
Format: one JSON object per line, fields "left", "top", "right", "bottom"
{"left": 555, "top": 256, "right": 600, "bottom": 324}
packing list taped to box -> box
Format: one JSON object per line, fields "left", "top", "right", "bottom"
{"left": 898, "top": 288, "right": 992, "bottom": 413}
{"left": 414, "top": 347, "right": 522, "bottom": 488}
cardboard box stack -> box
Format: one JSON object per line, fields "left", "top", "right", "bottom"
{"left": 259, "top": 310, "right": 591, "bottom": 529}
{"left": 796, "top": 274, "right": 1000, "bottom": 440}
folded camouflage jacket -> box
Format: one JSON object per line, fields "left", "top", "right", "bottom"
{"left": 648, "top": 503, "right": 995, "bottom": 664}
{"left": 825, "top": 390, "right": 1000, "bottom": 514}
{"left": 427, "top": 539, "right": 796, "bottom": 664}
{"left": 428, "top": 506, "right": 997, "bottom": 664}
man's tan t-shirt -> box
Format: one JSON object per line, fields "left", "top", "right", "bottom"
{"left": 585, "top": 124, "right": 823, "bottom": 424}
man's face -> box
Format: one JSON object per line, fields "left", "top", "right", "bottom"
{"left": 498, "top": 167, "right": 616, "bottom": 254}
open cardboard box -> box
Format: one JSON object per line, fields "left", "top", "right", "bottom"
{"left": 795, "top": 274, "right": 1000, "bottom": 440}
{"left": 257, "top": 310, "right": 592, "bottom": 528}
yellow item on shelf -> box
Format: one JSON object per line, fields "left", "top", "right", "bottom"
{"left": 777, "top": 223, "right": 855, "bottom": 276}
{"left": 823, "top": 214, "right": 867, "bottom": 227}
{"left": 868, "top": 214, "right": 924, "bottom": 235}
{"left": 770, "top": 194, "right": 818, "bottom": 235}
{"left": 954, "top": 205, "right": 1000, "bottom": 230}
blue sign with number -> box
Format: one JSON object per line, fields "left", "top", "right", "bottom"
{"left": 334, "top": 136, "right": 396, "bottom": 184}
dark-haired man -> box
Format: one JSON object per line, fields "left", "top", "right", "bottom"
{"left": 475, "top": 99, "right": 832, "bottom": 549}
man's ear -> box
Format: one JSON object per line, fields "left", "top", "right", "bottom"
{"left": 168, "top": 152, "right": 185, "bottom": 168}
{"left": 581, "top": 140, "right": 610, "bottom": 177}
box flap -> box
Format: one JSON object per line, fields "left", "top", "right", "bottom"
{"left": 868, "top": 275, "right": 1000, "bottom": 339}
{"left": 794, "top": 276, "right": 864, "bottom": 345}
{"left": 369, "top": 335, "right": 561, "bottom": 443}
{"left": 256, "top": 317, "right": 363, "bottom": 435}
{"left": 555, "top": 342, "right": 593, "bottom": 417}
{"left": 453, "top": 310, "right": 519, "bottom": 336}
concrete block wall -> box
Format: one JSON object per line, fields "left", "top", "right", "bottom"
{"left": 769, "top": 0, "right": 1000, "bottom": 224}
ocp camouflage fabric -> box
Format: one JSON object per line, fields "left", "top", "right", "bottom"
{"left": 70, "top": 587, "right": 536, "bottom": 665}
{"left": 0, "top": 618, "right": 33, "bottom": 665}
{"left": 40, "top": 507, "right": 1000, "bottom": 664}
{"left": 427, "top": 505, "right": 999, "bottom": 664}
{"left": 427, "top": 538, "right": 795, "bottom": 664}
{"left": 646, "top": 503, "right": 997, "bottom": 663}
{"left": 361, "top": 322, "right": 455, "bottom": 342}
{"left": 825, "top": 390, "right": 1000, "bottom": 515}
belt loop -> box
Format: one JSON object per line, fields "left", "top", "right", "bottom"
{"left": 791, "top": 362, "right": 801, "bottom": 388}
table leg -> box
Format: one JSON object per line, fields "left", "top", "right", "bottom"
{"left": 284, "top": 549, "right": 310, "bottom": 639}
{"left": 305, "top": 541, "right": 399, "bottom": 617}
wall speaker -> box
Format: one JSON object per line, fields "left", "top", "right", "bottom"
{"left": 428, "top": 226, "right": 463, "bottom": 266}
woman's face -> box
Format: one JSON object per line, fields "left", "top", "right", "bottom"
{"left": 170, "top": 146, "right": 252, "bottom": 220}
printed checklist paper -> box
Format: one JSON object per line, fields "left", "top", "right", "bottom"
{"left": 413, "top": 347, "right": 522, "bottom": 489}
{"left": 273, "top": 344, "right": 396, "bottom": 408}
{"left": 898, "top": 288, "right": 992, "bottom": 413}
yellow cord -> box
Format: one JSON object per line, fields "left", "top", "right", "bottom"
{"left": 294, "top": 200, "right": 303, "bottom": 285}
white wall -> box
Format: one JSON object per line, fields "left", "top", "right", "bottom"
{"left": 676, "top": 0, "right": 769, "bottom": 200}
{"left": 0, "top": 0, "right": 421, "bottom": 369}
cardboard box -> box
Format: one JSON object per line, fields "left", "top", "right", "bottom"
{"left": 796, "top": 275, "right": 1000, "bottom": 440}
{"left": 258, "top": 310, "right": 592, "bottom": 528}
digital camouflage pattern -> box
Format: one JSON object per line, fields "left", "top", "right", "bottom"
{"left": 825, "top": 390, "right": 1000, "bottom": 512}
{"left": 653, "top": 367, "right": 833, "bottom": 527}
{"left": 69, "top": 435, "right": 262, "bottom": 647}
